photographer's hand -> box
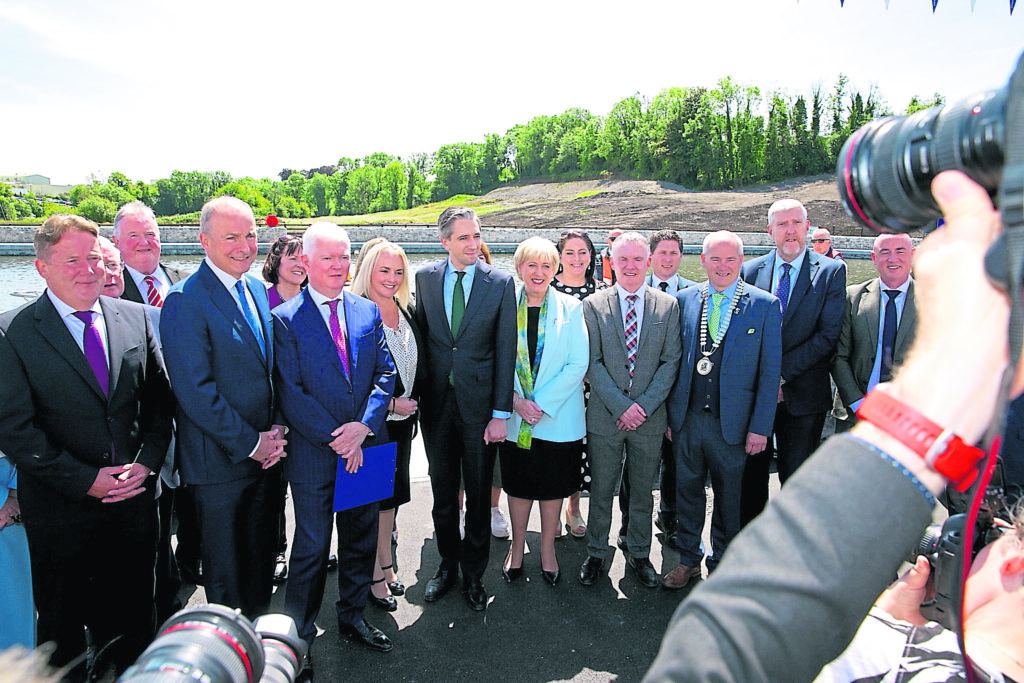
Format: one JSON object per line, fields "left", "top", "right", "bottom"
{"left": 876, "top": 555, "right": 931, "bottom": 626}
{"left": 853, "top": 170, "right": 1011, "bottom": 494}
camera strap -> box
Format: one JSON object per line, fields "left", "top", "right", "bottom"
{"left": 960, "top": 49, "right": 1024, "bottom": 683}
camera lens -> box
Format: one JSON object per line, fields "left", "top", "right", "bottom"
{"left": 838, "top": 87, "right": 1006, "bottom": 233}
{"left": 119, "top": 605, "right": 265, "bottom": 683}
{"left": 253, "top": 614, "right": 306, "bottom": 683}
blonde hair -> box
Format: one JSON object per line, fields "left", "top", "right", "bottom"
{"left": 349, "top": 240, "right": 412, "bottom": 310}
{"left": 513, "top": 237, "right": 559, "bottom": 276}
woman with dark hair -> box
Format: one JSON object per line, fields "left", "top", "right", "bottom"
{"left": 261, "top": 235, "right": 307, "bottom": 584}
{"left": 350, "top": 240, "right": 423, "bottom": 611}
{"left": 262, "top": 235, "right": 307, "bottom": 309}
{"left": 551, "top": 229, "right": 607, "bottom": 537}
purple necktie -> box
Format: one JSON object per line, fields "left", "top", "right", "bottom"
{"left": 326, "top": 299, "right": 351, "bottom": 378}
{"left": 73, "top": 311, "right": 109, "bottom": 396}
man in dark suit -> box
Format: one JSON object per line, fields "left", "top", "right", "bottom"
{"left": 160, "top": 196, "right": 287, "bottom": 618}
{"left": 0, "top": 215, "right": 173, "bottom": 678}
{"left": 661, "top": 231, "right": 782, "bottom": 589}
{"left": 113, "top": 201, "right": 188, "bottom": 306}
{"left": 740, "top": 199, "right": 845, "bottom": 524}
{"left": 414, "top": 206, "right": 516, "bottom": 611}
{"left": 274, "top": 223, "right": 396, "bottom": 662}
{"left": 580, "top": 231, "right": 681, "bottom": 589}
{"left": 832, "top": 233, "right": 917, "bottom": 432}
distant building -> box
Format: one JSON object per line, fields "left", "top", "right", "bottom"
{"left": 0, "top": 174, "right": 73, "bottom": 197}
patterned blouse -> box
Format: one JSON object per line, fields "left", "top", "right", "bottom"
{"left": 384, "top": 310, "right": 418, "bottom": 422}
{"left": 551, "top": 278, "right": 608, "bottom": 301}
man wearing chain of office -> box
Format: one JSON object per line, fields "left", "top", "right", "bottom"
{"left": 661, "top": 231, "right": 782, "bottom": 589}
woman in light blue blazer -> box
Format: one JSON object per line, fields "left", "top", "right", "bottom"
{"left": 500, "top": 238, "right": 588, "bottom": 586}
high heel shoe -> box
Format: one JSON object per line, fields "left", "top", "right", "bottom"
{"left": 502, "top": 552, "right": 523, "bottom": 583}
{"left": 368, "top": 577, "right": 397, "bottom": 612}
{"left": 565, "top": 509, "right": 586, "bottom": 538}
{"left": 380, "top": 564, "right": 405, "bottom": 596}
{"left": 541, "top": 569, "right": 560, "bottom": 586}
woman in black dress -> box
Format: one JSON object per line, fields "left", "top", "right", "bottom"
{"left": 550, "top": 229, "right": 607, "bottom": 537}
{"left": 350, "top": 240, "right": 423, "bottom": 610}
{"left": 500, "top": 237, "right": 588, "bottom": 586}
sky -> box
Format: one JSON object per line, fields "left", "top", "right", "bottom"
{"left": 1, "top": 0, "right": 1021, "bottom": 187}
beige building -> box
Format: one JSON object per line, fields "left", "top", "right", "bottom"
{"left": 0, "top": 174, "right": 73, "bottom": 197}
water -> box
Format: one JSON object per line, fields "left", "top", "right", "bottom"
{"left": 0, "top": 253, "right": 878, "bottom": 313}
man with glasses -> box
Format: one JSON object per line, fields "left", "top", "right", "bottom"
{"left": 810, "top": 227, "right": 844, "bottom": 262}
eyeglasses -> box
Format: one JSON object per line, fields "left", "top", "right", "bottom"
{"left": 103, "top": 261, "right": 123, "bottom": 274}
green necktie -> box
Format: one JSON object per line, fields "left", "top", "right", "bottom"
{"left": 450, "top": 271, "right": 466, "bottom": 385}
{"left": 709, "top": 292, "right": 725, "bottom": 342}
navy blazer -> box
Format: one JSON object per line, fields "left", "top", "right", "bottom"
{"left": 667, "top": 284, "right": 782, "bottom": 445}
{"left": 741, "top": 249, "right": 845, "bottom": 416}
{"left": 413, "top": 260, "right": 516, "bottom": 425}
{"left": 273, "top": 289, "right": 396, "bottom": 485}
{"left": 161, "top": 261, "right": 276, "bottom": 485}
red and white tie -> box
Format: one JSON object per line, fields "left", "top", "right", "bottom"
{"left": 144, "top": 275, "right": 164, "bottom": 308}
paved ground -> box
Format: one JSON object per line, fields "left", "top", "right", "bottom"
{"left": 177, "top": 434, "right": 782, "bottom": 682}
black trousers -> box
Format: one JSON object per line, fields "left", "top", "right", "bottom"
{"left": 740, "top": 404, "right": 826, "bottom": 526}
{"left": 191, "top": 471, "right": 278, "bottom": 618}
{"left": 23, "top": 478, "right": 158, "bottom": 679}
{"left": 420, "top": 387, "right": 495, "bottom": 581}
{"left": 154, "top": 484, "right": 183, "bottom": 625}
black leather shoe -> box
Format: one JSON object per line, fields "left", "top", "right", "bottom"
{"left": 273, "top": 554, "right": 288, "bottom": 584}
{"left": 381, "top": 565, "right": 404, "bottom": 596}
{"left": 297, "top": 651, "right": 313, "bottom": 682}
{"left": 627, "top": 555, "right": 659, "bottom": 588}
{"left": 655, "top": 512, "right": 678, "bottom": 535}
{"left": 541, "top": 569, "right": 560, "bottom": 586}
{"left": 423, "top": 563, "right": 458, "bottom": 602}
{"left": 462, "top": 578, "right": 489, "bottom": 611}
{"left": 616, "top": 535, "right": 629, "bottom": 553}
{"left": 326, "top": 554, "right": 338, "bottom": 571}
{"left": 502, "top": 565, "right": 522, "bottom": 583}
{"left": 339, "top": 619, "right": 393, "bottom": 652}
{"left": 368, "top": 578, "right": 397, "bottom": 612}
{"left": 579, "top": 556, "right": 604, "bottom": 586}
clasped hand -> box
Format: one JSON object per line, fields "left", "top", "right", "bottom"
{"left": 251, "top": 425, "right": 288, "bottom": 469}
{"left": 617, "top": 403, "right": 647, "bottom": 431}
{"left": 331, "top": 422, "right": 371, "bottom": 473}
{"left": 88, "top": 462, "right": 152, "bottom": 503}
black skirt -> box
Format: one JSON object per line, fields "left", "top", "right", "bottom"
{"left": 499, "top": 437, "right": 583, "bottom": 501}
{"left": 378, "top": 416, "right": 414, "bottom": 510}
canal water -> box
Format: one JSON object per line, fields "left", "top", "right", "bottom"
{"left": 0, "top": 253, "right": 879, "bottom": 313}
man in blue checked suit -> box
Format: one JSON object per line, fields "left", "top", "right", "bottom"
{"left": 662, "top": 231, "right": 781, "bottom": 590}
{"left": 273, "top": 223, "right": 396, "bottom": 661}
{"left": 740, "top": 199, "right": 845, "bottom": 525}
{"left": 161, "top": 196, "right": 287, "bottom": 618}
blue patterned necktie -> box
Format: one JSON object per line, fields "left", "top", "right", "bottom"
{"left": 235, "top": 280, "right": 266, "bottom": 358}
{"left": 776, "top": 263, "right": 792, "bottom": 311}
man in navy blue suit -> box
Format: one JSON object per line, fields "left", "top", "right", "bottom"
{"left": 662, "top": 232, "right": 781, "bottom": 589}
{"left": 161, "top": 196, "right": 287, "bottom": 618}
{"left": 273, "top": 223, "right": 396, "bottom": 663}
{"left": 740, "top": 199, "right": 845, "bottom": 525}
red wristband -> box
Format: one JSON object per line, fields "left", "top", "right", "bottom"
{"left": 856, "top": 389, "right": 985, "bottom": 492}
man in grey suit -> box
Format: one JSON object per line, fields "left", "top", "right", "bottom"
{"left": 580, "top": 231, "right": 681, "bottom": 589}
{"left": 661, "top": 232, "right": 782, "bottom": 589}
{"left": 831, "top": 233, "right": 917, "bottom": 431}
{"left": 413, "top": 206, "right": 516, "bottom": 611}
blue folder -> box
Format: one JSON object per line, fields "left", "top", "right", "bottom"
{"left": 333, "top": 442, "right": 397, "bottom": 512}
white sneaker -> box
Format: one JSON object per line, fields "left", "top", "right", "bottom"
{"left": 491, "top": 506, "right": 510, "bottom": 538}
{"left": 459, "top": 509, "right": 466, "bottom": 540}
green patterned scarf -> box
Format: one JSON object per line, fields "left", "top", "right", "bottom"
{"left": 515, "top": 289, "right": 547, "bottom": 448}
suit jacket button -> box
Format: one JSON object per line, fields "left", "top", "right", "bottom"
{"left": 452, "top": 347, "right": 457, "bottom": 352}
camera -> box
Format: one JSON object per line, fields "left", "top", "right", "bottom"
{"left": 118, "top": 604, "right": 306, "bottom": 682}
{"left": 837, "top": 51, "right": 1023, "bottom": 236}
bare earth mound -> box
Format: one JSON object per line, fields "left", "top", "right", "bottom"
{"left": 476, "top": 174, "right": 878, "bottom": 237}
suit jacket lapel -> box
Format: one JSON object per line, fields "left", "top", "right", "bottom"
{"left": 200, "top": 264, "right": 265, "bottom": 364}
{"left": 425, "top": 261, "right": 453, "bottom": 343}
{"left": 722, "top": 289, "right": 750, "bottom": 363}
{"left": 607, "top": 287, "right": 629, "bottom": 360}
{"left": 637, "top": 286, "right": 657, "bottom": 353}
{"left": 34, "top": 294, "right": 107, "bottom": 400}
{"left": 342, "top": 292, "right": 362, "bottom": 381}
{"left": 99, "top": 298, "right": 127, "bottom": 400}
{"left": 246, "top": 274, "right": 273, "bottom": 370}
{"left": 456, "top": 263, "right": 491, "bottom": 341}
{"left": 754, "top": 255, "right": 774, "bottom": 292}
{"left": 863, "top": 279, "right": 881, "bottom": 352}
{"left": 894, "top": 281, "right": 916, "bottom": 352}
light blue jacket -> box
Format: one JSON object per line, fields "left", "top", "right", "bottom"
{"left": 507, "top": 287, "right": 588, "bottom": 443}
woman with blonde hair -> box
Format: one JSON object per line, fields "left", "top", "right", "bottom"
{"left": 350, "top": 240, "right": 423, "bottom": 610}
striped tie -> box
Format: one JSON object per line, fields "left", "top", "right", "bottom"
{"left": 144, "top": 275, "right": 163, "bottom": 307}
{"left": 625, "top": 294, "right": 639, "bottom": 378}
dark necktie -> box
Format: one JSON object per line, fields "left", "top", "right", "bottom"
{"left": 659, "top": 281, "right": 668, "bottom": 292}
{"left": 776, "top": 263, "right": 792, "bottom": 311}
{"left": 450, "top": 271, "right": 466, "bottom": 385}
{"left": 144, "top": 275, "right": 163, "bottom": 307}
{"left": 879, "top": 289, "right": 900, "bottom": 383}
{"left": 73, "top": 311, "right": 109, "bottom": 396}
{"left": 235, "top": 280, "right": 266, "bottom": 358}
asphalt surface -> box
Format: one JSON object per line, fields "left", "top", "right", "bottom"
{"left": 179, "top": 434, "right": 782, "bottom": 682}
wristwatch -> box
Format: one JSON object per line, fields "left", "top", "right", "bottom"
{"left": 856, "top": 389, "right": 986, "bottom": 492}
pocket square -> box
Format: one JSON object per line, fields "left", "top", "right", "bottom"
{"left": 747, "top": 328, "right": 755, "bottom": 334}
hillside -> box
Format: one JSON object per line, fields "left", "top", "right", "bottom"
{"left": 465, "top": 174, "right": 882, "bottom": 237}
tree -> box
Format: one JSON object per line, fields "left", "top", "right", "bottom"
{"left": 304, "top": 173, "right": 331, "bottom": 216}
{"left": 377, "top": 162, "right": 406, "bottom": 212}
{"left": 344, "top": 166, "right": 381, "bottom": 215}
{"left": 906, "top": 92, "right": 945, "bottom": 115}
{"left": 77, "top": 195, "right": 117, "bottom": 223}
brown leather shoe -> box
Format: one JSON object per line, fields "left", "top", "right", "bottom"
{"left": 661, "top": 564, "right": 700, "bottom": 590}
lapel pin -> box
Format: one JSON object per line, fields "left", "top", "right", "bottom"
{"left": 747, "top": 328, "right": 755, "bottom": 334}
